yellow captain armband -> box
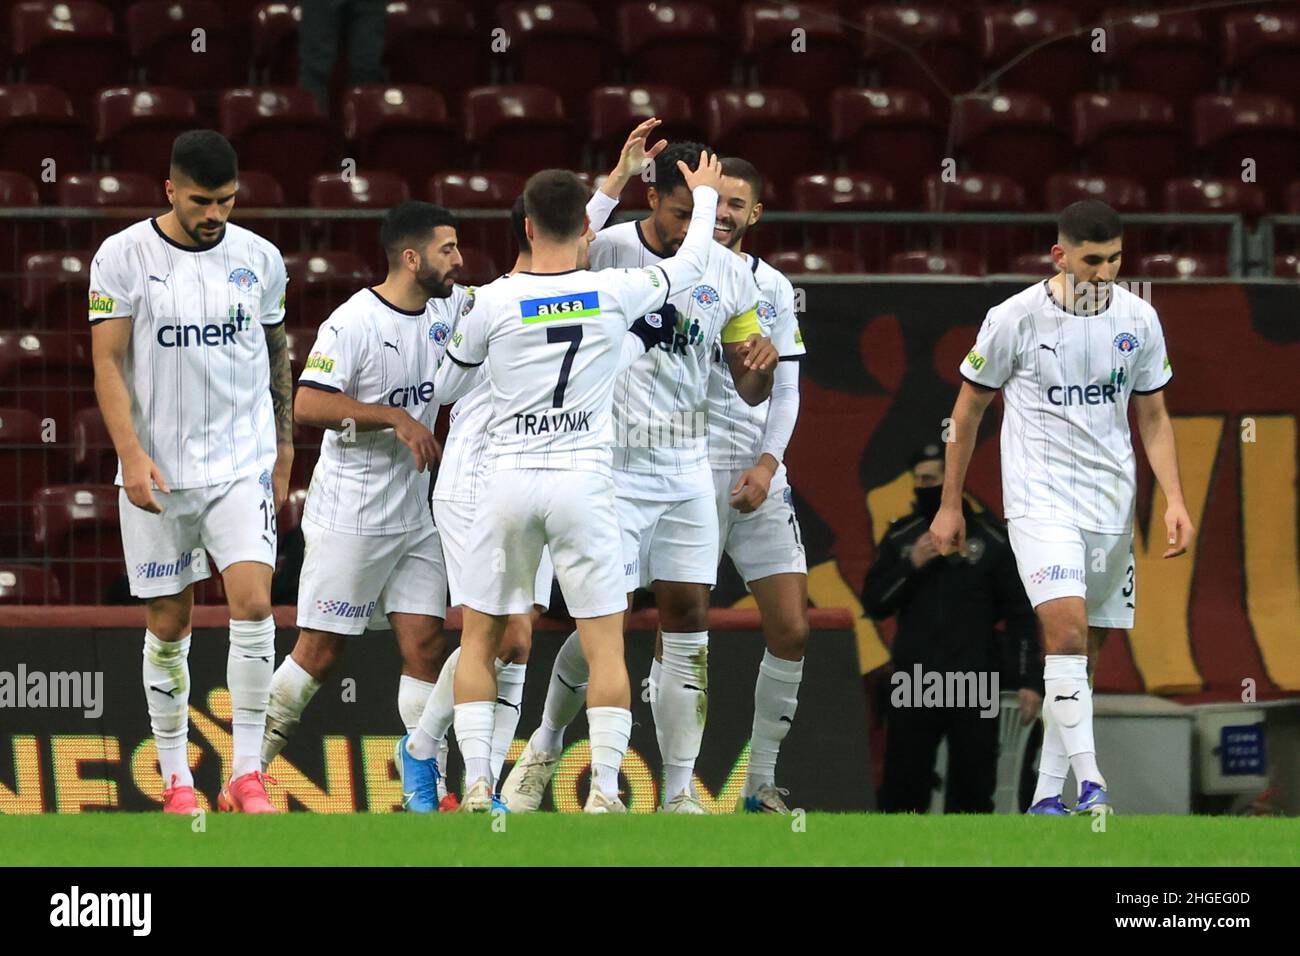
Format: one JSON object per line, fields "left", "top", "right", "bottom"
{"left": 721, "top": 307, "right": 761, "bottom": 344}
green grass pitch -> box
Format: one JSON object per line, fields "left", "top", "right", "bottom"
{"left": 2, "top": 814, "right": 1298, "bottom": 866}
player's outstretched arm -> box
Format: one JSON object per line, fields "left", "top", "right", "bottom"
{"left": 92, "top": 317, "right": 169, "bottom": 514}
{"left": 1133, "top": 390, "right": 1194, "bottom": 558}
{"left": 599, "top": 117, "right": 667, "bottom": 202}
{"left": 265, "top": 323, "right": 295, "bottom": 508}
{"left": 930, "top": 381, "right": 996, "bottom": 554}
{"left": 655, "top": 151, "right": 724, "bottom": 293}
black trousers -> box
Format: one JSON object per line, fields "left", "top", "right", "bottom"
{"left": 299, "top": 0, "right": 387, "bottom": 114}
{"left": 879, "top": 701, "right": 1000, "bottom": 813}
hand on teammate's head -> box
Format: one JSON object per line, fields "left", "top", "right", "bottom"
{"left": 679, "top": 150, "right": 724, "bottom": 193}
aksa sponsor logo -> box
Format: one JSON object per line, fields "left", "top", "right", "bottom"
{"left": 88, "top": 291, "right": 115, "bottom": 314}
{"left": 315, "top": 599, "right": 379, "bottom": 619}
{"left": 1028, "top": 563, "right": 1086, "bottom": 585}
{"left": 304, "top": 352, "right": 335, "bottom": 373}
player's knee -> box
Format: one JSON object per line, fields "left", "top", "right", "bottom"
{"left": 658, "top": 592, "right": 710, "bottom": 633}
{"left": 229, "top": 595, "right": 273, "bottom": 621}
{"left": 771, "top": 618, "right": 809, "bottom": 659}
{"left": 145, "top": 599, "right": 190, "bottom": 641}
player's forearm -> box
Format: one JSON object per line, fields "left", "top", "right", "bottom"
{"left": 265, "top": 323, "right": 295, "bottom": 446}
{"left": 93, "top": 354, "right": 146, "bottom": 463}
{"left": 433, "top": 357, "right": 482, "bottom": 405}
{"left": 1138, "top": 408, "right": 1186, "bottom": 507}
{"left": 657, "top": 185, "right": 718, "bottom": 292}
{"left": 586, "top": 188, "right": 620, "bottom": 233}
{"left": 939, "top": 385, "right": 990, "bottom": 511}
{"left": 758, "top": 363, "right": 800, "bottom": 461}
{"left": 294, "top": 387, "right": 401, "bottom": 432}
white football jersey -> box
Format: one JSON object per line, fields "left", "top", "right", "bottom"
{"left": 589, "top": 221, "right": 762, "bottom": 484}
{"left": 706, "top": 253, "right": 806, "bottom": 471}
{"left": 88, "top": 218, "right": 288, "bottom": 489}
{"left": 959, "top": 280, "right": 1173, "bottom": 534}
{"left": 443, "top": 266, "right": 673, "bottom": 477}
{"left": 299, "top": 286, "right": 471, "bottom": 535}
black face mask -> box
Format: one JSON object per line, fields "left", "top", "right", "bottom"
{"left": 914, "top": 485, "right": 943, "bottom": 519}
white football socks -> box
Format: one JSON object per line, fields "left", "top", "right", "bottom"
{"left": 587, "top": 706, "right": 632, "bottom": 798}
{"left": 397, "top": 674, "right": 435, "bottom": 735}
{"left": 409, "top": 646, "right": 459, "bottom": 760}
{"left": 143, "top": 630, "right": 192, "bottom": 788}
{"left": 656, "top": 631, "right": 709, "bottom": 799}
{"left": 746, "top": 651, "right": 803, "bottom": 795}
{"left": 262, "top": 654, "right": 321, "bottom": 769}
{"left": 531, "top": 630, "right": 587, "bottom": 756}
{"left": 228, "top": 617, "right": 276, "bottom": 779}
{"left": 1044, "top": 654, "right": 1105, "bottom": 793}
{"left": 492, "top": 662, "right": 526, "bottom": 784}
{"left": 1032, "top": 703, "right": 1069, "bottom": 804}
{"left": 453, "top": 700, "right": 496, "bottom": 791}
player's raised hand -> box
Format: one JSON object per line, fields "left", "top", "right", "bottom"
{"left": 392, "top": 412, "right": 440, "bottom": 473}
{"left": 739, "top": 333, "right": 778, "bottom": 371}
{"left": 679, "top": 150, "right": 723, "bottom": 193}
{"left": 1162, "top": 501, "right": 1195, "bottom": 558}
{"left": 929, "top": 506, "right": 965, "bottom": 556}
{"left": 122, "top": 451, "right": 170, "bottom": 514}
{"left": 616, "top": 117, "right": 666, "bottom": 181}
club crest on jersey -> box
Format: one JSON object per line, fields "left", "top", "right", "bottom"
{"left": 645, "top": 313, "right": 663, "bottom": 329}
{"left": 229, "top": 268, "right": 259, "bottom": 292}
{"left": 429, "top": 322, "right": 451, "bottom": 346}
{"left": 258, "top": 469, "right": 273, "bottom": 497}
{"left": 755, "top": 300, "right": 776, "bottom": 331}
{"left": 692, "top": 284, "right": 719, "bottom": 308}
{"left": 1113, "top": 332, "right": 1140, "bottom": 353}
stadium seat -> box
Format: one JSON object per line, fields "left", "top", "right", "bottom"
{"left": 341, "top": 85, "right": 458, "bottom": 194}
{"left": 707, "top": 88, "right": 821, "bottom": 204}
{"left": 1102, "top": 8, "right": 1214, "bottom": 122}
{"left": 618, "top": 2, "right": 729, "bottom": 108}
{"left": 308, "top": 171, "right": 411, "bottom": 275}
{"left": 0, "top": 85, "right": 91, "bottom": 204}
{"left": 251, "top": 2, "right": 302, "bottom": 85}
{"left": 0, "top": 407, "right": 49, "bottom": 555}
{"left": 1224, "top": 10, "right": 1300, "bottom": 113}
{"left": 126, "top": 1, "right": 245, "bottom": 96}
{"left": 496, "top": 2, "right": 605, "bottom": 119}
{"left": 0, "top": 172, "right": 41, "bottom": 296}
{"left": 56, "top": 172, "right": 167, "bottom": 251}
{"left": 0, "top": 328, "right": 96, "bottom": 431}
{"left": 790, "top": 171, "right": 899, "bottom": 271}
{"left": 20, "top": 251, "right": 93, "bottom": 330}
{"left": 1274, "top": 253, "right": 1300, "bottom": 278}
{"left": 457, "top": 246, "right": 501, "bottom": 286}
{"left": 830, "top": 87, "right": 942, "bottom": 209}
{"left": 742, "top": 2, "right": 856, "bottom": 120}
{"left": 10, "top": 1, "right": 128, "bottom": 117}
{"left": 1135, "top": 252, "right": 1227, "bottom": 278}
{"left": 1162, "top": 176, "right": 1266, "bottom": 255}
{"left": 1073, "top": 92, "right": 1188, "bottom": 199}
{"left": 1193, "top": 94, "right": 1300, "bottom": 208}
{"left": 859, "top": 5, "right": 977, "bottom": 124}
{"left": 236, "top": 169, "right": 284, "bottom": 205}
{"left": 1044, "top": 172, "right": 1148, "bottom": 211}
{"left": 282, "top": 251, "right": 376, "bottom": 330}
{"left": 463, "top": 85, "right": 576, "bottom": 177}
{"left": 951, "top": 92, "right": 1072, "bottom": 206}
{"left": 94, "top": 87, "right": 199, "bottom": 176}
{"left": 72, "top": 406, "right": 116, "bottom": 484}
{"left": 924, "top": 172, "right": 1029, "bottom": 272}
{"left": 767, "top": 248, "right": 865, "bottom": 275}
{"left": 384, "top": 1, "right": 483, "bottom": 115}
{"left": 979, "top": 5, "right": 1094, "bottom": 117}
{"left": 1009, "top": 251, "right": 1056, "bottom": 274}
{"left": 0, "top": 564, "right": 62, "bottom": 604}
{"left": 587, "top": 85, "right": 701, "bottom": 170}
{"left": 887, "top": 250, "right": 985, "bottom": 275}
{"left": 429, "top": 170, "right": 525, "bottom": 265}
{"left": 31, "top": 484, "right": 123, "bottom": 604}
{"left": 220, "top": 87, "right": 335, "bottom": 205}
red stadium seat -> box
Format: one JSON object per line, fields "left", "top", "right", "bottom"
{"left": 384, "top": 1, "right": 483, "bottom": 115}
{"left": 0, "top": 328, "right": 96, "bottom": 431}
{"left": 32, "top": 484, "right": 123, "bottom": 604}
{"left": 496, "top": 2, "right": 605, "bottom": 119}
{"left": 11, "top": 1, "right": 128, "bottom": 117}
{"left": 251, "top": 2, "right": 302, "bottom": 85}
{"left": 618, "top": 2, "right": 728, "bottom": 108}
{"left": 72, "top": 405, "right": 116, "bottom": 483}
{"left": 1102, "top": 8, "right": 1214, "bottom": 122}
{"left": 457, "top": 246, "right": 501, "bottom": 286}
{"left": 21, "top": 251, "right": 93, "bottom": 330}
{"left": 342, "top": 85, "right": 458, "bottom": 193}
{"left": 587, "top": 85, "right": 700, "bottom": 168}
{"left": 220, "top": 87, "right": 335, "bottom": 204}
{"left": 831, "top": 87, "right": 942, "bottom": 209}
{"left": 282, "top": 251, "right": 376, "bottom": 330}
{"left": 1274, "top": 253, "right": 1300, "bottom": 278}
{"left": 980, "top": 4, "right": 1093, "bottom": 116}
{"left": 887, "top": 250, "right": 985, "bottom": 275}
{"left": 860, "top": 5, "right": 977, "bottom": 123}
{"left": 768, "top": 248, "right": 865, "bottom": 275}
{"left": 707, "top": 88, "right": 820, "bottom": 204}
{"left": 0, "top": 407, "right": 49, "bottom": 554}
{"left": 742, "top": 2, "right": 856, "bottom": 120}
{"left": 1193, "top": 94, "right": 1300, "bottom": 208}
{"left": 924, "top": 172, "right": 1029, "bottom": 272}
{"left": 1162, "top": 176, "right": 1265, "bottom": 255}
{"left": 309, "top": 171, "right": 411, "bottom": 274}
{"left": 1009, "top": 251, "right": 1056, "bottom": 275}
{"left": 0, "top": 564, "right": 62, "bottom": 604}
{"left": 1073, "top": 92, "right": 1188, "bottom": 200}
{"left": 126, "top": 1, "right": 245, "bottom": 96}
{"left": 94, "top": 87, "right": 199, "bottom": 176}
{"left": 429, "top": 170, "right": 525, "bottom": 265}
{"left": 1225, "top": 11, "right": 1300, "bottom": 113}
{"left": 790, "top": 171, "right": 898, "bottom": 270}
{"left": 1135, "top": 252, "right": 1227, "bottom": 278}
{"left": 0, "top": 85, "right": 91, "bottom": 204}
{"left": 951, "top": 92, "right": 1072, "bottom": 207}
{"left": 56, "top": 172, "right": 166, "bottom": 251}
{"left": 1045, "top": 172, "right": 1148, "bottom": 211}
{"left": 233, "top": 170, "right": 294, "bottom": 248}
{"left": 463, "top": 85, "right": 575, "bottom": 177}
{"left": 0, "top": 172, "right": 41, "bottom": 294}
{"left": 236, "top": 169, "right": 284, "bottom": 205}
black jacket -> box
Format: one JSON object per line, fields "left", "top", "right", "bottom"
{"left": 862, "top": 505, "right": 1043, "bottom": 693}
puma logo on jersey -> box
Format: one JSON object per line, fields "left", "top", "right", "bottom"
{"left": 1039, "top": 342, "right": 1058, "bottom": 355}
{"left": 148, "top": 273, "right": 171, "bottom": 286}
{"left": 514, "top": 410, "right": 591, "bottom": 435}
{"left": 383, "top": 340, "right": 400, "bottom": 354}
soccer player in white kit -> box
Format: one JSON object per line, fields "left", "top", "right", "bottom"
{"left": 930, "top": 200, "right": 1195, "bottom": 815}
{"left": 89, "top": 130, "right": 292, "bottom": 814}
{"left": 706, "top": 159, "right": 809, "bottom": 813}
{"left": 432, "top": 158, "right": 727, "bottom": 812}
{"left": 255, "top": 203, "right": 465, "bottom": 812}
{"left": 503, "top": 142, "right": 779, "bottom": 814}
